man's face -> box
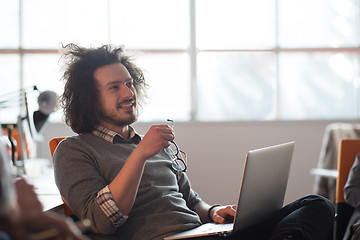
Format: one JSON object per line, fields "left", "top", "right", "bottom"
{"left": 94, "top": 63, "right": 137, "bottom": 129}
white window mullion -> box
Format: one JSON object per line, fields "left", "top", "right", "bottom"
{"left": 189, "top": 0, "right": 197, "bottom": 121}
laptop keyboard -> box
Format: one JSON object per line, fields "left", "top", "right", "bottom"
{"left": 199, "top": 223, "right": 233, "bottom": 233}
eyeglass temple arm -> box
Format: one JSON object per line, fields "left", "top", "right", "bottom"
{"left": 167, "top": 119, "right": 174, "bottom": 129}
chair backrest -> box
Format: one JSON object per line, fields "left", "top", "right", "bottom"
{"left": 335, "top": 138, "right": 360, "bottom": 240}
{"left": 49, "top": 137, "right": 66, "bottom": 157}
{"left": 49, "top": 137, "right": 74, "bottom": 217}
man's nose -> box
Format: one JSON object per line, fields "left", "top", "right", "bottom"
{"left": 120, "top": 85, "right": 134, "bottom": 98}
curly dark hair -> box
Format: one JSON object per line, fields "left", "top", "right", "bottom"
{"left": 60, "top": 43, "right": 148, "bottom": 134}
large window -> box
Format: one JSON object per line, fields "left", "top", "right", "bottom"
{"left": 1, "top": 0, "right": 359, "bottom": 123}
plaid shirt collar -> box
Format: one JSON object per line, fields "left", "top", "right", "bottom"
{"left": 92, "top": 125, "right": 141, "bottom": 144}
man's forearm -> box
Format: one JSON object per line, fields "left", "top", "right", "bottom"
{"left": 108, "top": 147, "right": 147, "bottom": 215}
{"left": 194, "top": 202, "right": 212, "bottom": 223}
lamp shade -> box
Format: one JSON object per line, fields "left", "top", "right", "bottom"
{"left": 37, "top": 91, "right": 58, "bottom": 115}
{"left": 33, "top": 91, "right": 58, "bottom": 132}
{"left": 33, "top": 110, "right": 49, "bottom": 132}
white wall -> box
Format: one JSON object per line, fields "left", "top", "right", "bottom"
{"left": 36, "top": 119, "right": 358, "bottom": 206}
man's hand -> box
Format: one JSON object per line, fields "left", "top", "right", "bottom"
{"left": 29, "top": 211, "right": 90, "bottom": 240}
{"left": 210, "top": 205, "right": 237, "bottom": 224}
{"left": 12, "top": 178, "right": 89, "bottom": 240}
{"left": 137, "top": 125, "right": 175, "bottom": 160}
{"left": 14, "top": 178, "right": 43, "bottom": 223}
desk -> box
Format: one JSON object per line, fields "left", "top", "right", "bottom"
{"left": 24, "top": 165, "right": 62, "bottom": 211}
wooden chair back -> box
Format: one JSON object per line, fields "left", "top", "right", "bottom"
{"left": 335, "top": 139, "right": 360, "bottom": 240}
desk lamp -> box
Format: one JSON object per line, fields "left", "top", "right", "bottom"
{"left": 0, "top": 86, "right": 58, "bottom": 171}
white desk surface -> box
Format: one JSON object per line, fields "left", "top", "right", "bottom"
{"left": 24, "top": 166, "right": 63, "bottom": 211}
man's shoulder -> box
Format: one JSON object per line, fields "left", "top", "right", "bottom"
{"left": 54, "top": 134, "right": 114, "bottom": 164}
{"left": 56, "top": 133, "right": 104, "bottom": 151}
{"left": 59, "top": 133, "right": 91, "bottom": 144}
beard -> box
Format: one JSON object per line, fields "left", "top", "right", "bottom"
{"left": 99, "top": 105, "right": 138, "bottom": 127}
{"left": 106, "top": 113, "right": 137, "bottom": 127}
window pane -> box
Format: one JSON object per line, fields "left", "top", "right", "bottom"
{"left": 135, "top": 53, "right": 191, "bottom": 122}
{"left": 109, "top": 0, "right": 189, "bottom": 49}
{"left": 196, "top": 0, "right": 275, "bottom": 49}
{"left": 278, "top": 0, "right": 360, "bottom": 48}
{"left": 279, "top": 52, "right": 360, "bottom": 119}
{"left": 23, "top": 53, "right": 63, "bottom": 117}
{"left": 23, "top": 54, "right": 63, "bottom": 93}
{"left": 197, "top": 52, "right": 276, "bottom": 121}
{"left": 0, "top": 55, "right": 20, "bottom": 123}
{"left": 0, "top": 0, "right": 19, "bottom": 48}
{"left": 23, "top": 0, "right": 108, "bottom": 48}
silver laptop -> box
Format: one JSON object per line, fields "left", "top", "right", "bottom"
{"left": 164, "top": 141, "right": 295, "bottom": 240}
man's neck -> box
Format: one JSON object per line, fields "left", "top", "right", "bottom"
{"left": 116, "top": 126, "right": 130, "bottom": 139}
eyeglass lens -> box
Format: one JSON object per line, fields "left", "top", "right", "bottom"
{"left": 164, "top": 141, "right": 178, "bottom": 157}
{"left": 172, "top": 158, "right": 186, "bottom": 172}
{"left": 164, "top": 120, "right": 187, "bottom": 172}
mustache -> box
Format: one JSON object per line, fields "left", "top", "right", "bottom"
{"left": 117, "top": 98, "right": 135, "bottom": 107}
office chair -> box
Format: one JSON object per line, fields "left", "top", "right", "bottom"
{"left": 49, "top": 136, "right": 75, "bottom": 217}
{"left": 49, "top": 137, "right": 66, "bottom": 158}
{"left": 335, "top": 138, "right": 360, "bottom": 240}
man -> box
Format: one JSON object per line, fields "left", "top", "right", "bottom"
{"left": 54, "top": 43, "right": 335, "bottom": 240}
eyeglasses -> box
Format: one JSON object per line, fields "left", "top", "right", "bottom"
{"left": 164, "top": 119, "right": 187, "bottom": 172}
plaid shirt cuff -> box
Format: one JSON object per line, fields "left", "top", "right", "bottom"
{"left": 97, "top": 185, "right": 128, "bottom": 227}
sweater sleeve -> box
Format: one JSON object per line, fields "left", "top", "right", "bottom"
{"left": 344, "top": 153, "right": 360, "bottom": 210}
{"left": 176, "top": 172, "right": 203, "bottom": 210}
{"left": 53, "top": 137, "right": 125, "bottom": 234}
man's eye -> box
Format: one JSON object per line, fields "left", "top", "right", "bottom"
{"left": 109, "top": 85, "right": 119, "bottom": 90}
{"left": 126, "top": 82, "right": 134, "bottom": 87}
